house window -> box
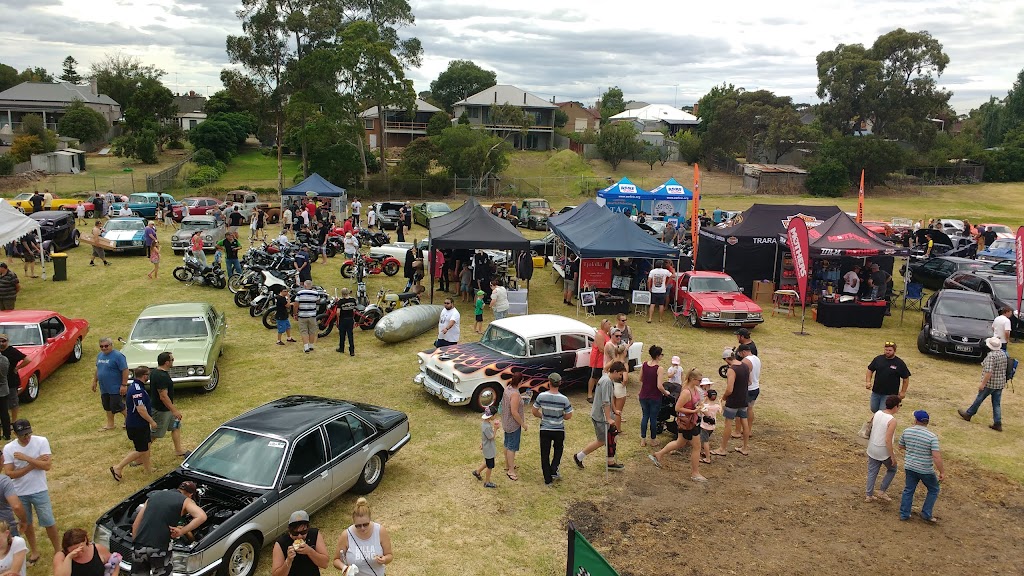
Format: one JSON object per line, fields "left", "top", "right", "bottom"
{"left": 189, "top": 119, "right": 198, "bottom": 129}
{"left": 468, "top": 107, "right": 480, "bottom": 119}
{"left": 364, "top": 119, "right": 375, "bottom": 130}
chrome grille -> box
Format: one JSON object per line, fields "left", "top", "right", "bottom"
{"left": 168, "top": 366, "right": 189, "bottom": 379}
{"left": 426, "top": 367, "right": 455, "bottom": 390}
{"left": 720, "top": 312, "right": 748, "bottom": 321}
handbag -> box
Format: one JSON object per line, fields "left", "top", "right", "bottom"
{"left": 347, "top": 528, "right": 380, "bottom": 576}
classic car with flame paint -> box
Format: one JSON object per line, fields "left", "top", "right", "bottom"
{"left": 414, "top": 314, "right": 643, "bottom": 411}
{"left": 673, "top": 271, "right": 764, "bottom": 329}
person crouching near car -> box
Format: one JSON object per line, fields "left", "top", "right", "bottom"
{"left": 272, "top": 510, "right": 328, "bottom": 576}
{"left": 334, "top": 498, "right": 394, "bottom": 575}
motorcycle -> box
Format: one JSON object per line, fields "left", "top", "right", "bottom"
{"left": 340, "top": 253, "right": 401, "bottom": 279}
{"left": 248, "top": 269, "right": 299, "bottom": 317}
{"left": 172, "top": 255, "right": 226, "bottom": 289}
{"left": 311, "top": 295, "right": 381, "bottom": 336}
{"left": 372, "top": 286, "right": 421, "bottom": 314}
{"left": 261, "top": 286, "right": 332, "bottom": 328}
{"left": 357, "top": 229, "right": 390, "bottom": 248}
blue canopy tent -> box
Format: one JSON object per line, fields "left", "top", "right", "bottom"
{"left": 282, "top": 172, "right": 348, "bottom": 218}
{"left": 548, "top": 200, "right": 680, "bottom": 315}
{"left": 597, "top": 177, "right": 694, "bottom": 219}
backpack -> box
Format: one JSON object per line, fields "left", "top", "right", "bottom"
{"left": 1007, "top": 356, "right": 1018, "bottom": 387}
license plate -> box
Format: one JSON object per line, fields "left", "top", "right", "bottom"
{"left": 727, "top": 322, "right": 742, "bottom": 327}
{"left": 954, "top": 345, "right": 972, "bottom": 352}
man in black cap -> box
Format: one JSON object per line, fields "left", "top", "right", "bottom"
{"left": 735, "top": 328, "right": 757, "bottom": 357}
{"left": 271, "top": 510, "right": 329, "bottom": 575}
{"left": 131, "top": 480, "right": 207, "bottom": 575}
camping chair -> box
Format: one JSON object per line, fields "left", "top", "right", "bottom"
{"left": 900, "top": 282, "right": 925, "bottom": 311}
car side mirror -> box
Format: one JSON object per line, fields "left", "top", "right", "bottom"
{"left": 739, "top": 288, "right": 745, "bottom": 293}
{"left": 281, "top": 474, "right": 304, "bottom": 488}
{"left": 117, "top": 337, "right": 126, "bottom": 344}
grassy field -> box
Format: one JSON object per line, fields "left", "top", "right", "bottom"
{"left": 2, "top": 152, "right": 188, "bottom": 197}
{"left": 6, "top": 150, "right": 1024, "bottom": 574}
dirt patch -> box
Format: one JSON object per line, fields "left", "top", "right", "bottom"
{"left": 568, "top": 423, "right": 1024, "bottom": 576}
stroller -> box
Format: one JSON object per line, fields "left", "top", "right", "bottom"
{"left": 655, "top": 387, "right": 681, "bottom": 436}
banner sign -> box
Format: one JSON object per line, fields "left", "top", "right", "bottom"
{"left": 1016, "top": 226, "right": 1023, "bottom": 314}
{"left": 566, "top": 523, "right": 620, "bottom": 576}
{"left": 787, "top": 217, "right": 810, "bottom": 311}
{"left": 856, "top": 169, "right": 865, "bottom": 224}
{"left": 579, "top": 258, "right": 613, "bottom": 288}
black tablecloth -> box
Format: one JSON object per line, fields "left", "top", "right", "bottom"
{"left": 816, "top": 301, "right": 887, "bottom": 328}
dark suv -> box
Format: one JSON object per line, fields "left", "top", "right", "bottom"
{"left": 28, "top": 210, "right": 81, "bottom": 252}
{"left": 943, "top": 271, "right": 1021, "bottom": 337}
{"left": 918, "top": 290, "right": 997, "bottom": 359}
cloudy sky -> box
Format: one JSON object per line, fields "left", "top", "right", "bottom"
{"left": 1, "top": 0, "right": 1021, "bottom": 113}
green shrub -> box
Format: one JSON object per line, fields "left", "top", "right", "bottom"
{"left": 805, "top": 158, "right": 850, "bottom": 197}
{"left": 167, "top": 140, "right": 185, "bottom": 149}
{"left": 0, "top": 154, "right": 14, "bottom": 176}
{"left": 213, "top": 160, "right": 227, "bottom": 175}
{"left": 186, "top": 166, "right": 221, "bottom": 188}
{"left": 192, "top": 148, "right": 218, "bottom": 167}
{"left": 254, "top": 187, "right": 277, "bottom": 195}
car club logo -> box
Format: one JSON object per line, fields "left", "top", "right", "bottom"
{"left": 781, "top": 214, "right": 823, "bottom": 229}
{"left": 727, "top": 236, "right": 739, "bottom": 245}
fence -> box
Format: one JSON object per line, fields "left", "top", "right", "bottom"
{"left": 146, "top": 152, "right": 194, "bottom": 193}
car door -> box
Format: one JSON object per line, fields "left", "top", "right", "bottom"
{"left": 51, "top": 214, "right": 71, "bottom": 248}
{"left": 917, "top": 260, "right": 943, "bottom": 288}
{"left": 559, "top": 333, "right": 589, "bottom": 374}
{"left": 38, "top": 316, "right": 68, "bottom": 380}
{"left": 324, "top": 413, "right": 373, "bottom": 497}
{"left": 278, "top": 427, "right": 330, "bottom": 525}
{"left": 207, "top": 307, "right": 226, "bottom": 363}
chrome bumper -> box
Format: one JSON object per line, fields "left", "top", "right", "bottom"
{"left": 413, "top": 372, "right": 470, "bottom": 406}
{"left": 389, "top": 432, "right": 411, "bottom": 455}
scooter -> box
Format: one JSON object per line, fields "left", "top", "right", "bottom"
{"left": 340, "top": 253, "right": 401, "bottom": 279}
{"left": 172, "top": 254, "right": 226, "bottom": 289}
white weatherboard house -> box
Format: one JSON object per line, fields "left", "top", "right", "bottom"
{"left": 452, "top": 85, "right": 557, "bottom": 150}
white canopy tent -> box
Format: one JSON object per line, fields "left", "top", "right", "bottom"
{"left": 0, "top": 200, "right": 46, "bottom": 279}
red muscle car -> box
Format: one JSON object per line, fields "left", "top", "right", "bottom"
{"left": 0, "top": 310, "right": 89, "bottom": 402}
{"left": 172, "top": 197, "right": 222, "bottom": 222}
{"left": 673, "top": 271, "right": 764, "bottom": 329}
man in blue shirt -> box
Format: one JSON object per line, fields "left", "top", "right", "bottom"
{"left": 91, "top": 337, "right": 128, "bottom": 431}
{"left": 898, "top": 410, "right": 945, "bottom": 523}
{"left": 111, "top": 366, "right": 157, "bottom": 480}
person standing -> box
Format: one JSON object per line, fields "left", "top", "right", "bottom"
{"left": 586, "top": 319, "right": 610, "bottom": 403}
{"left": 647, "top": 261, "right": 671, "bottom": 323}
{"left": 147, "top": 239, "right": 161, "bottom": 280}
{"left": 18, "top": 237, "right": 37, "bottom": 279}
{"left": 473, "top": 289, "right": 485, "bottom": 334}
{"left": 351, "top": 198, "right": 362, "bottom": 227}
{"left": 218, "top": 232, "right": 242, "bottom": 280}
{"left": 75, "top": 201, "right": 86, "bottom": 226}
{"left": 89, "top": 221, "right": 109, "bottom": 267}
{"left": 131, "top": 481, "right": 206, "bottom": 575}
{"left": 336, "top": 288, "right": 357, "bottom": 356}
{"left": 532, "top": 373, "right": 573, "bottom": 486}
{"left": 0, "top": 264, "right": 19, "bottom": 311}
{"left": 861, "top": 342, "right": 911, "bottom": 439}
{"left": 28, "top": 192, "right": 42, "bottom": 214}
{"left": 489, "top": 279, "right": 509, "bottom": 320}
{"left": 142, "top": 221, "right": 157, "bottom": 260}
{"left": 649, "top": 368, "right": 706, "bottom": 482}
{"left": 270, "top": 510, "right": 329, "bottom": 576}
{"left": 737, "top": 343, "right": 761, "bottom": 437}
{"left": 91, "top": 337, "right": 127, "bottom": 432}
{"left": 293, "top": 245, "right": 312, "bottom": 286}
{"left": 473, "top": 407, "right": 499, "bottom": 489}
{"left": 614, "top": 314, "right": 633, "bottom": 346}
{"left": 292, "top": 280, "right": 320, "bottom": 353}
{"left": 366, "top": 205, "right": 376, "bottom": 230}
{"left": 275, "top": 287, "right": 295, "bottom": 346}
{"left": 958, "top": 337, "right": 1008, "bottom": 431}
{"left": 500, "top": 373, "right": 526, "bottom": 481}
{"left": 227, "top": 206, "right": 244, "bottom": 233}
{"left": 866, "top": 395, "right": 901, "bottom": 503}
{"left": 2, "top": 419, "right": 58, "bottom": 565}
{"left": 573, "top": 362, "right": 625, "bottom": 471}
{"left": 735, "top": 328, "right": 758, "bottom": 357}
{"left": 402, "top": 246, "right": 417, "bottom": 292}
{"left": 843, "top": 265, "right": 862, "bottom": 296}
{"left": 604, "top": 330, "right": 629, "bottom": 430}
{"left": 0, "top": 454, "right": 27, "bottom": 538}
{"left": 150, "top": 352, "right": 190, "bottom": 458}
{"left": 110, "top": 366, "right": 157, "bottom": 480}
{"left": 637, "top": 345, "right": 670, "bottom": 448}
{"left": 992, "top": 306, "right": 1012, "bottom": 352}
{"left": 713, "top": 351, "right": 750, "bottom": 456}
{"left": 282, "top": 206, "right": 293, "bottom": 239}
{"left": 562, "top": 252, "right": 578, "bottom": 306}
{"left": 333, "top": 498, "right": 393, "bottom": 575}
{"left": 898, "top": 411, "right": 944, "bottom": 523}
{"left": 395, "top": 207, "right": 405, "bottom": 243}
{"left": 0, "top": 336, "right": 25, "bottom": 440}
{"left": 435, "top": 298, "right": 460, "bottom": 348}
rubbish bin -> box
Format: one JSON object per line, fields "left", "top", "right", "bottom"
{"left": 51, "top": 253, "right": 68, "bottom": 282}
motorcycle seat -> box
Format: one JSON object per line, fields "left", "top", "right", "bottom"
{"left": 367, "top": 252, "right": 389, "bottom": 259}
{"left": 384, "top": 291, "right": 418, "bottom": 302}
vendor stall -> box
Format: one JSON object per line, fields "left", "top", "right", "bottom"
{"left": 282, "top": 173, "right": 347, "bottom": 220}
{"left": 595, "top": 177, "right": 694, "bottom": 220}
{"left": 816, "top": 299, "right": 887, "bottom": 328}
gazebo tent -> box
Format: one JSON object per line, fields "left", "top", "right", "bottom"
{"left": 697, "top": 203, "right": 843, "bottom": 293}
{"left": 548, "top": 200, "right": 679, "bottom": 259}
{"left": 282, "top": 173, "right": 348, "bottom": 218}
{"left": 789, "top": 211, "right": 911, "bottom": 259}
{"left": 0, "top": 200, "right": 45, "bottom": 278}
{"left": 597, "top": 177, "right": 694, "bottom": 218}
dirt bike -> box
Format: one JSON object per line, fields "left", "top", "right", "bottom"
{"left": 340, "top": 253, "right": 401, "bottom": 279}
{"left": 372, "top": 287, "right": 421, "bottom": 314}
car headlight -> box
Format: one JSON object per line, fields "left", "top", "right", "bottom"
{"left": 452, "top": 373, "right": 460, "bottom": 383}
{"left": 171, "top": 552, "right": 204, "bottom": 573}
{"left": 93, "top": 524, "right": 111, "bottom": 548}
{"left": 205, "top": 235, "right": 213, "bottom": 242}
{"left": 748, "top": 312, "right": 762, "bottom": 319}
{"left": 930, "top": 329, "right": 946, "bottom": 339}
{"left": 702, "top": 311, "right": 720, "bottom": 319}
{"left": 186, "top": 367, "right": 197, "bottom": 376}
{"left": 417, "top": 357, "right": 423, "bottom": 365}
{"left": 195, "top": 366, "right": 205, "bottom": 376}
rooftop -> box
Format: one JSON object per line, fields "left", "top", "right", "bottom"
{"left": 0, "top": 81, "right": 119, "bottom": 106}
{"left": 455, "top": 85, "right": 557, "bottom": 109}
{"left": 609, "top": 104, "right": 698, "bottom": 125}
{"left": 359, "top": 98, "right": 442, "bottom": 118}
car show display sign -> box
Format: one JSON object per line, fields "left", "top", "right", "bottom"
{"left": 579, "top": 258, "right": 613, "bottom": 288}
{"left": 787, "top": 216, "right": 811, "bottom": 333}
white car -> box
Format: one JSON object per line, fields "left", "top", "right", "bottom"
{"left": 414, "top": 314, "right": 642, "bottom": 411}
{"left": 373, "top": 241, "right": 509, "bottom": 268}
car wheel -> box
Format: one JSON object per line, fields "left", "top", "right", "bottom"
{"left": 202, "top": 365, "right": 220, "bottom": 393}
{"left": 470, "top": 383, "right": 502, "bottom": 413}
{"left": 72, "top": 231, "right": 81, "bottom": 247}
{"left": 217, "top": 533, "right": 261, "bottom": 576}
{"left": 85, "top": 210, "right": 94, "bottom": 218}
{"left": 688, "top": 309, "right": 699, "bottom": 328}
{"left": 917, "top": 330, "right": 929, "bottom": 354}
{"left": 69, "top": 338, "right": 83, "bottom": 363}
{"left": 21, "top": 373, "right": 40, "bottom": 403}
{"left": 352, "top": 452, "right": 387, "bottom": 494}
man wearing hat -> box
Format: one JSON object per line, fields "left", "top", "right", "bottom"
{"left": 735, "top": 328, "right": 757, "bottom": 357}
{"left": 958, "top": 336, "right": 1008, "bottom": 432}
{"left": 272, "top": 510, "right": 329, "bottom": 575}
{"left": 2, "top": 419, "right": 58, "bottom": 564}
{"left": 532, "top": 373, "right": 574, "bottom": 486}
{"left": 0, "top": 263, "right": 19, "bottom": 311}
{"left": 131, "top": 480, "right": 207, "bottom": 575}
{"left": 898, "top": 410, "right": 944, "bottom": 523}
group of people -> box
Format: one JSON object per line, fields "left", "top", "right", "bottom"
{"left": 1, "top": 235, "right": 41, "bottom": 284}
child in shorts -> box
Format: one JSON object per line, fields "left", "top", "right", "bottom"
{"left": 460, "top": 265, "right": 473, "bottom": 302}
{"left": 699, "top": 389, "right": 721, "bottom": 463}
{"left": 473, "top": 407, "right": 499, "bottom": 488}
{"left": 474, "top": 289, "right": 485, "bottom": 333}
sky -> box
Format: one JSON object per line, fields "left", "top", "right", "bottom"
{"left": 1, "top": 0, "right": 1021, "bottom": 113}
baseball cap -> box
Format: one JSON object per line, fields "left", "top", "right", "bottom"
{"left": 722, "top": 347, "right": 734, "bottom": 359}
{"left": 670, "top": 356, "right": 680, "bottom": 365}
{"left": 288, "top": 510, "right": 310, "bottom": 525}
{"left": 735, "top": 328, "right": 751, "bottom": 337}
{"left": 549, "top": 372, "right": 562, "bottom": 385}
{"left": 178, "top": 481, "right": 198, "bottom": 495}
{"left": 0, "top": 263, "right": 7, "bottom": 269}
{"left": 11, "top": 419, "right": 31, "bottom": 436}
{"left": 913, "top": 410, "right": 929, "bottom": 422}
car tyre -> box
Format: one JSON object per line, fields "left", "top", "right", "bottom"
{"left": 470, "top": 383, "right": 503, "bottom": 413}
{"left": 69, "top": 338, "right": 83, "bottom": 363}
{"left": 218, "top": 533, "right": 261, "bottom": 576}
{"left": 21, "top": 373, "right": 39, "bottom": 403}
{"left": 202, "top": 365, "right": 220, "bottom": 393}
{"left": 72, "top": 231, "right": 81, "bottom": 247}
{"left": 917, "top": 330, "right": 929, "bottom": 354}
{"left": 688, "top": 309, "right": 699, "bottom": 328}
{"left": 85, "top": 209, "right": 94, "bottom": 218}
{"left": 352, "top": 452, "right": 387, "bottom": 494}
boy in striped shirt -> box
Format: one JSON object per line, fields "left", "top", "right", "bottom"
{"left": 532, "top": 373, "right": 573, "bottom": 486}
{"left": 898, "top": 410, "right": 945, "bottom": 523}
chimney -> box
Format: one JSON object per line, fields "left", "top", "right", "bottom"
{"left": 89, "top": 78, "right": 98, "bottom": 95}
{"left": 494, "top": 91, "right": 497, "bottom": 103}
{"left": 523, "top": 93, "right": 527, "bottom": 104}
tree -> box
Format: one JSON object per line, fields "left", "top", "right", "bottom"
{"left": 0, "top": 154, "right": 14, "bottom": 176}
{"left": 209, "top": 112, "right": 258, "bottom": 145}
{"left": 596, "top": 122, "right": 640, "bottom": 170}
{"left": 674, "top": 130, "right": 701, "bottom": 164}
{"left": 554, "top": 109, "right": 568, "bottom": 128}
{"left": 112, "top": 130, "right": 158, "bottom": 164}
{"left": 817, "top": 135, "right": 906, "bottom": 188}
{"left": 426, "top": 111, "right": 450, "bottom": 137}
{"left": 188, "top": 120, "right": 238, "bottom": 160}
{"left": 16, "top": 114, "right": 57, "bottom": 152}
{"left": 641, "top": 145, "right": 661, "bottom": 170}
{"left": 9, "top": 135, "right": 44, "bottom": 162}
{"left": 57, "top": 100, "right": 108, "bottom": 143}
{"left": 489, "top": 103, "right": 531, "bottom": 148}
{"left": 804, "top": 158, "right": 850, "bottom": 197}
{"left": 0, "top": 63, "right": 17, "bottom": 92}
{"left": 396, "top": 137, "right": 438, "bottom": 177}
{"left": 89, "top": 52, "right": 165, "bottom": 108}
{"left": 978, "top": 128, "right": 1024, "bottom": 182}
{"left": 457, "top": 111, "right": 470, "bottom": 125}
{"left": 816, "top": 29, "right": 951, "bottom": 143}
{"left": 17, "top": 67, "right": 53, "bottom": 83}
{"left": 428, "top": 60, "right": 497, "bottom": 112}
{"left": 598, "top": 87, "right": 626, "bottom": 125}
{"left": 60, "top": 56, "right": 82, "bottom": 83}
{"left": 123, "top": 77, "right": 178, "bottom": 152}
{"left": 435, "top": 124, "right": 509, "bottom": 189}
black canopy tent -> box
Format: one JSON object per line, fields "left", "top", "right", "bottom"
{"left": 697, "top": 203, "right": 843, "bottom": 294}
{"left": 427, "top": 197, "right": 529, "bottom": 303}
{"left": 548, "top": 200, "right": 679, "bottom": 315}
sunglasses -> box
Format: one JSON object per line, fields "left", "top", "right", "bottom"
{"left": 0, "top": 339, "right": 7, "bottom": 343}
{"left": 354, "top": 522, "right": 370, "bottom": 529}
{"left": 290, "top": 528, "right": 308, "bottom": 536}
{"left": 884, "top": 342, "right": 896, "bottom": 347}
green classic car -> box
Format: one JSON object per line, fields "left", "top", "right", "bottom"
{"left": 121, "top": 303, "right": 226, "bottom": 392}
{"left": 412, "top": 202, "right": 452, "bottom": 228}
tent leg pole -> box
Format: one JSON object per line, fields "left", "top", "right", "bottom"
{"left": 38, "top": 230, "right": 46, "bottom": 281}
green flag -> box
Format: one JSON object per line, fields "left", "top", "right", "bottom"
{"left": 566, "top": 523, "right": 619, "bottom": 576}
